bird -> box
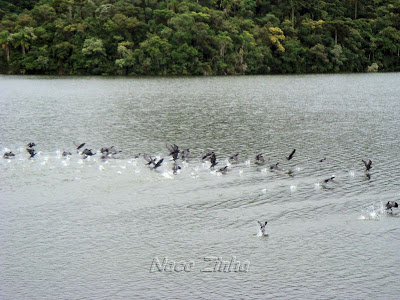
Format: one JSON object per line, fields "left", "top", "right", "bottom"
{"left": 62, "top": 151, "right": 71, "bottom": 156}
{"left": 255, "top": 153, "right": 266, "bottom": 165}
{"left": 26, "top": 147, "right": 36, "bottom": 158}
{"left": 319, "top": 158, "right": 327, "bottom": 162}
{"left": 100, "top": 147, "right": 112, "bottom": 154}
{"left": 257, "top": 220, "right": 268, "bottom": 236}
{"left": 143, "top": 153, "right": 156, "bottom": 165}
{"left": 323, "top": 176, "right": 336, "bottom": 184}
{"left": 270, "top": 163, "right": 282, "bottom": 171}
{"left": 362, "top": 159, "right": 372, "bottom": 171}
{"left": 166, "top": 144, "right": 180, "bottom": 161}
{"left": 229, "top": 153, "right": 239, "bottom": 164}
{"left": 3, "top": 151, "right": 15, "bottom": 159}
{"left": 386, "top": 201, "right": 398, "bottom": 212}
{"left": 134, "top": 153, "right": 141, "bottom": 159}
{"left": 180, "top": 149, "right": 191, "bottom": 161}
{"left": 152, "top": 158, "right": 164, "bottom": 169}
{"left": 202, "top": 152, "right": 213, "bottom": 160}
{"left": 172, "top": 164, "right": 181, "bottom": 174}
{"left": 100, "top": 146, "right": 121, "bottom": 158}
{"left": 73, "top": 142, "right": 86, "bottom": 151}
{"left": 209, "top": 152, "right": 218, "bottom": 168}
{"left": 27, "top": 142, "right": 36, "bottom": 148}
{"left": 286, "top": 149, "right": 296, "bottom": 160}
{"left": 217, "top": 166, "right": 229, "bottom": 174}
{"left": 81, "top": 148, "right": 96, "bottom": 159}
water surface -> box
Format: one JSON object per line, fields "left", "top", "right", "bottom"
{"left": 1, "top": 74, "right": 400, "bottom": 299}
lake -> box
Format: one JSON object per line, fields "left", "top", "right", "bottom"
{"left": 1, "top": 74, "right": 400, "bottom": 299}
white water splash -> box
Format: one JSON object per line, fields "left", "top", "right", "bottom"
{"left": 359, "top": 202, "right": 386, "bottom": 220}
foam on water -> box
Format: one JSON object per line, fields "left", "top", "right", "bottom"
{"left": 359, "top": 202, "right": 387, "bottom": 220}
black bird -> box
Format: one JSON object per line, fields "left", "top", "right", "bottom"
{"left": 362, "top": 159, "right": 372, "bottom": 171}
{"left": 172, "top": 164, "right": 181, "bottom": 174}
{"left": 180, "top": 149, "right": 191, "bottom": 161}
{"left": 286, "top": 149, "right": 296, "bottom": 161}
{"left": 319, "top": 158, "right": 327, "bottom": 162}
{"left": 229, "top": 153, "right": 239, "bottom": 164}
{"left": 210, "top": 153, "right": 218, "bottom": 168}
{"left": 100, "top": 147, "right": 110, "bottom": 154}
{"left": 73, "top": 142, "right": 86, "bottom": 151}
{"left": 270, "top": 163, "right": 282, "bottom": 171}
{"left": 81, "top": 148, "right": 96, "bottom": 159}
{"left": 323, "top": 176, "right": 336, "bottom": 184}
{"left": 152, "top": 158, "right": 164, "bottom": 170}
{"left": 166, "top": 144, "right": 180, "bottom": 158}
{"left": 100, "top": 146, "right": 121, "bottom": 158}
{"left": 166, "top": 143, "right": 178, "bottom": 154}
{"left": 143, "top": 154, "right": 156, "bottom": 165}
{"left": 202, "top": 152, "right": 213, "bottom": 160}
{"left": 81, "top": 148, "right": 95, "bottom": 155}
{"left": 386, "top": 201, "right": 398, "bottom": 212}
{"left": 255, "top": 153, "right": 266, "bottom": 165}
{"left": 62, "top": 151, "right": 71, "bottom": 156}
{"left": 3, "top": 151, "right": 15, "bottom": 159}
{"left": 26, "top": 148, "right": 36, "bottom": 158}
{"left": 257, "top": 220, "right": 268, "bottom": 236}
{"left": 100, "top": 153, "right": 111, "bottom": 159}
{"left": 27, "top": 142, "right": 36, "bottom": 148}
{"left": 217, "top": 166, "right": 229, "bottom": 174}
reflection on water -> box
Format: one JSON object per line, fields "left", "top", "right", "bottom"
{"left": 1, "top": 74, "right": 400, "bottom": 299}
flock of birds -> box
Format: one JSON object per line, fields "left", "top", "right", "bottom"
{"left": 2, "top": 142, "right": 398, "bottom": 236}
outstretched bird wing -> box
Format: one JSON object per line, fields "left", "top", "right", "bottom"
{"left": 165, "top": 143, "right": 173, "bottom": 153}
{"left": 153, "top": 158, "right": 164, "bottom": 169}
{"left": 287, "top": 149, "right": 296, "bottom": 160}
{"left": 143, "top": 153, "right": 154, "bottom": 164}
{"left": 73, "top": 142, "right": 85, "bottom": 150}
{"left": 202, "top": 152, "right": 212, "bottom": 160}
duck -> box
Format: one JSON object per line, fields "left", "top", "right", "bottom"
{"left": 362, "top": 159, "right": 372, "bottom": 171}
{"left": 323, "top": 176, "right": 337, "bottom": 184}
{"left": 100, "top": 146, "right": 121, "bottom": 158}
{"left": 62, "top": 151, "right": 72, "bottom": 156}
{"left": 209, "top": 152, "right": 218, "bottom": 169}
{"left": 228, "top": 153, "right": 239, "bottom": 164}
{"left": 143, "top": 153, "right": 156, "bottom": 165}
{"left": 386, "top": 201, "right": 398, "bottom": 212}
{"left": 152, "top": 158, "right": 164, "bottom": 170}
{"left": 257, "top": 220, "right": 268, "bottom": 236}
{"left": 81, "top": 148, "right": 96, "bottom": 159}
{"left": 270, "top": 163, "right": 282, "bottom": 171}
{"left": 180, "top": 149, "right": 191, "bottom": 161}
{"left": 172, "top": 163, "right": 181, "bottom": 174}
{"left": 166, "top": 143, "right": 180, "bottom": 161}
{"left": 202, "top": 151, "right": 213, "bottom": 160}
{"left": 217, "top": 166, "right": 229, "bottom": 174}
{"left": 255, "top": 153, "right": 266, "bottom": 165}
{"left": 26, "top": 147, "right": 37, "bottom": 158}
{"left": 3, "top": 151, "right": 15, "bottom": 159}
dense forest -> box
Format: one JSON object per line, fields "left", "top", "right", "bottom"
{"left": 0, "top": 0, "right": 399, "bottom": 75}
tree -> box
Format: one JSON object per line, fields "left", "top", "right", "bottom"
{"left": 0, "top": 30, "right": 12, "bottom": 61}
{"left": 82, "top": 37, "right": 108, "bottom": 74}
{"left": 10, "top": 27, "right": 37, "bottom": 55}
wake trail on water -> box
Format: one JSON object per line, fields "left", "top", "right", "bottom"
{"left": 358, "top": 202, "right": 399, "bottom": 220}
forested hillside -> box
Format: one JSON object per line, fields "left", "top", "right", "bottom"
{"left": 0, "top": 0, "right": 399, "bottom": 75}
